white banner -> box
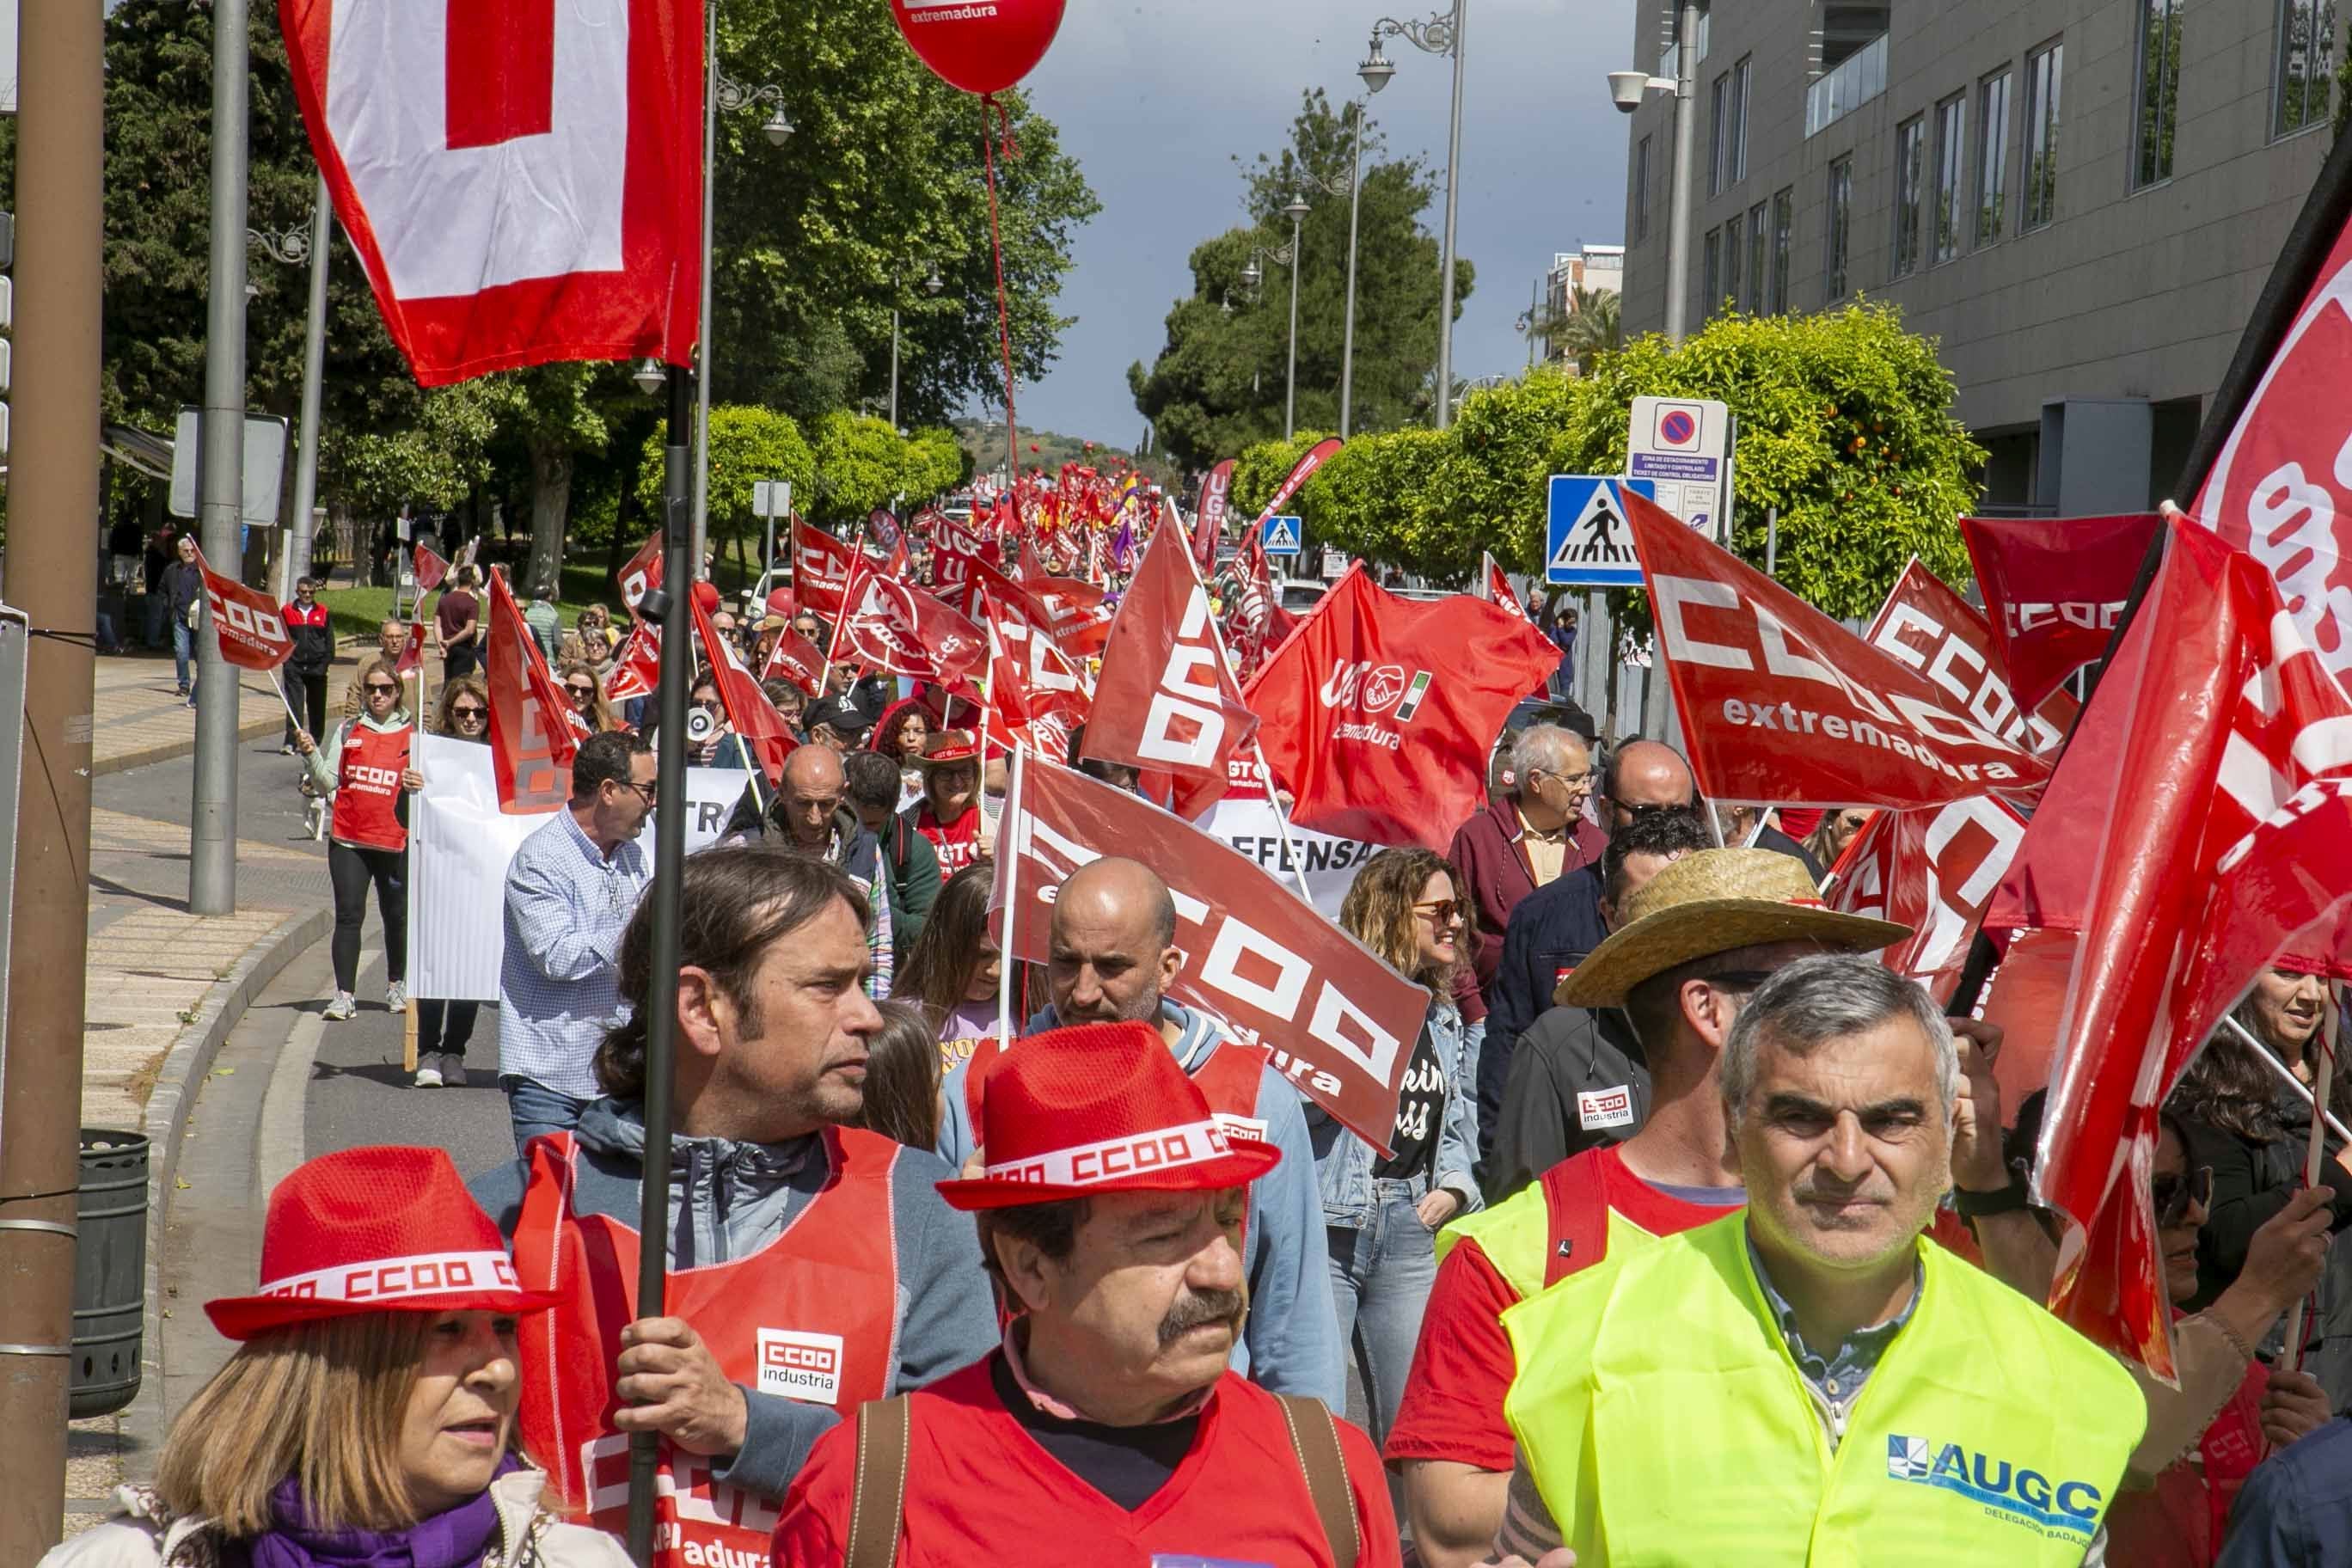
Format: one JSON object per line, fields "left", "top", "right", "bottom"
{"left": 1195, "top": 755, "right": 1381, "bottom": 918}
{"left": 406, "top": 736, "right": 753, "bottom": 1001}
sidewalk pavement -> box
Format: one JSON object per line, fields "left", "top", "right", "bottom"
{"left": 90, "top": 650, "right": 296, "bottom": 775}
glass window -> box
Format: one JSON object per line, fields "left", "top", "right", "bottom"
{"left": 1827, "top": 157, "right": 1853, "bottom": 302}
{"left": 1732, "top": 57, "right": 1752, "bottom": 183}
{"left": 1771, "top": 187, "right": 1793, "bottom": 313}
{"left": 1932, "top": 95, "right": 1966, "bottom": 263}
{"left": 2024, "top": 40, "right": 2063, "bottom": 230}
{"left": 2276, "top": 0, "right": 2337, "bottom": 138}
{"left": 1747, "top": 200, "right": 1768, "bottom": 310}
{"left": 2135, "top": 0, "right": 2184, "bottom": 186}
{"left": 1710, "top": 74, "right": 1730, "bottom": 194}
{"left": 1724, "top": 211, "right": 1743, "bottom": 311}
{"left": 1977, "top": 70, "right": 2012, "bottom": 245}
{"left": 1703, "top": 226, "right": 1723, "bottom": 315}
{"left": 1892, "top": 115, "right": 1926, "bottom": 277}
{"left": 1635, "top": 135, "right": 1653, "bottom": 241}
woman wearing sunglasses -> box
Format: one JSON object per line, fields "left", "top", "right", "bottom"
{"left": 295, "top": 658, "right": 422, "bottom": 1024}
{"left": 1318, "top": 846, "right": 1485, "bottom": 1505}
{"left": 555, "top": 660, "right": 618, "bottom": 734}
{"left": 382, "top": 676, "right": 498, "bottom": 1089}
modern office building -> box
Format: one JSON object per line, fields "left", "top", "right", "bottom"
{"left": 1542, "top": 244, "right": 1626, "bottom": 370}
{"left": 1615, "top": 0, "right": 2339, "bottom": 511}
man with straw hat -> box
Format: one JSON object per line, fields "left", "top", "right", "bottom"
{"left": 1387, "top": 848, "right": 1910, "bottom": 1566}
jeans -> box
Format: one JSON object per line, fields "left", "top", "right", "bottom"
{"left": 501, "top": 1075, "right": 595, "bottom": 1158}
{"left": 1326, "top": 1182, "right": 1441, "bottom": 1463}
{"left": 172, "top": 619, "right": 195, "bottom": 693}
{"left": 417, "top": 997, "right": 481, "bottom": 1058}
{"left": 144, "top": 591, "right": 168, "bottom": 650}
{"left": 328, "top": 839, "right": 407, "bottom": 994}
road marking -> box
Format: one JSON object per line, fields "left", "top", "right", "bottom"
{"left": 258, "top": 946, "right": 378, "bottom": 1198}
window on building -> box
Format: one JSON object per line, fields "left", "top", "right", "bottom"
{"left": 2024, "top": 40, "right": 2063, "bottom": 230}
{"left": 2275, "top": 0, "right": 2337, "bottom": 138}
{"left": 1747, "top": 199, "right": 1768, "bottom": 310}
{"left": 1826, "top": 157, "right": 1853, "bottom": 302}
{"left": 1732, "top": 57, "right": 1753, "bottom": 183}
{"left": 1977, "top": 69, "right": 2012, "bottom": 245}
{"left": 1932, "top": 94, "right": 1966, "bottom": 263}
{"left": 1710, "top": 73, "right": 1730, "bottom": 194}
{"left": 1634, "top": 135, "right": 1653, "bottom": 241}
{"left": 1892, "top": 115, "right": 1926, "bottom": 277}
{"left": 1724, "top": 211, "right": 1743, "bottom": 311}
{"left": 1703, "top": 226, "right": 1723, "bottom": 315}
{"left": 2135, "top": 0, "right": 2184, "bottom": 186}
{"left": 1771, "top": 187, "right": 1793, "bottom": 312}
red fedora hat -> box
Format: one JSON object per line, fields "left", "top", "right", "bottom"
{"left": 937, "top": 1021, "right": 1281, "bottom": 1210}
{"left": 205, "top": 1146, "right": 561, "bottom": 1341}
{"left": 917, "top": 727, "right": 983, "bottom": 768}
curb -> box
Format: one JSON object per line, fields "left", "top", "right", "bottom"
{"left": 119, "top": 904, "right": 331, "bottom": 1480}
{"left": 93, "top": 714, "right": 284, "bottom": 780}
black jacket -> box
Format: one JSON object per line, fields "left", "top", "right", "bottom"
{"left": 1485, "top": 1003, "right": 1649, "bottom": 1205}
{"left": 720, "top": 794, "right": 883, "bottom": 888}
{"left": 1477, "top": 863, "right": 1608, "bottom": 1177}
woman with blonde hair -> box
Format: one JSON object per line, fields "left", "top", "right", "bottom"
{"left": 41, "top": 1145, "right": 626, "bottom": 1568}
{"left": 296, "top": 656, "right": 420, "bottom": 1024}
{"left": 556, "top": 660, "right": 619, "bottom": 734}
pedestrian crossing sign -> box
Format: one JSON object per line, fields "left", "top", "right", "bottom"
{"left": 1546, "top": 477, "right": 1657, "bottom": 586}
{"left": 1262, "top": 515, "right": 1303, "bottom": 555}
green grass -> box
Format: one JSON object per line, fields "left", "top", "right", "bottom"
{"left": 317, "top": 556, "right": 761, "bottom": 643}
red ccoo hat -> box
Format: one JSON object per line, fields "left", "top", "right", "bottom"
{"left": 205, "top": 1146, "right": 561, "bottom": 1340}
{"left": 936, "top": 1021, "right": 1281, "bottom": 1210}
{"left": 917, "top": 727, "right": 983, "bottom": 768}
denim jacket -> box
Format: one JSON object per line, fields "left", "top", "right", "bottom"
{"left": 1310, "top": 999, "right": 1484, "bottom": 1228}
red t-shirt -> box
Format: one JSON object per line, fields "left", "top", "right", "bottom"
{"left": 917, "top": 803, "right": 983, "bottom": 879}
{"left": 771, "top": 1359, "right": 1400, "bottom": 1567}
{"left": 434, "top": 587, "right": 479, "bottom": 644}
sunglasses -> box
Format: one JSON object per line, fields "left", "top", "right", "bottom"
{"left": 615, "top": 779, "right": 658, "bottom": 804}
{"left": 364, "top": 682, "right": 400, "bottom": 695}
{"left": 2153, "top": 1165, "right": 2214, "bottom": 1227}
{"left": 1412, "top": 898, "right": 1469, "bottom": 924}
{"left": 450, "top": 706, "right": 487, "bottom": 722}
{"left": 566, "top": 683, "right": 597, "bottom": 698}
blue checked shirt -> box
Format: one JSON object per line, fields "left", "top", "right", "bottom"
{"left": 499, "top": 809, "right": 651, "bottom": 1098}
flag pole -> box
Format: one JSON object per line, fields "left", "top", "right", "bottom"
{"left": 2281, "top": 985, "right": 2340, "bottom": 1375}
{"left": 2228, "top": 1015, "right": 2352, "bottom": 1142}
{"left": 994, "top": 744, "right": 1027, "bottom": 1054}
{"left": 268, "top": 668, "right": 306, "bottom": 736}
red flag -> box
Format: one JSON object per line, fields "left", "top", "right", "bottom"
{"left": 792, "top": 521, "right": 855, "bottom": 616}
{"left": 413, "top": 542, "right": 449, "bottom": 592}
{"left": 1624, "top": 490, "right": 2049, "bottom": 808}
{"left": 1246, "top": 566, "right": 1557, "bottom": 849}
{"left": 836, "top": 560, "right": 986, "bottom": 685}
{"left": 1246, "top": 437, "right": 1343, "bottom": 533}
{"left": 394, "top": 620, "right": 428, "bottom": 677}
{"left": 1822, "top": 797, "right": 2028, "bottom": 1004}
{"left": 758, "top": 621, "right": 827, "bottom": 699}
{"left": 1862, "top": 557, "right": 2079, "bottom": 756}
{"left": 691, "top": 591, "right": 796, "bottom": 783}
{"left": 484, "top": 568, "right": 588, "bottom": 814}
{"left": 602, "top": 622, "right": 662, "bottom": 704}
{"left": 616, "top": 532, "right": 664, "bottom": 616}
{"left": 1196, "top": 459, "right": 1235, "bottom": 575}
{"left": 1020, "top": 571, "right": 1115, "bottom": 657}
{"left": 992, "top": 754, "right": 1430, "bottom": 1151}
{"left": 1088, "top": 518, "right": 1258, "bottom": 818}
{"left": 1228, "top": 531, "right": 1296, "bottom": 683}
{"left": 1482, "top": 554, "right": 1523, "bottom": 620}
{"left": 980, "top": 595, "right": 1089, "bottom": 761}
{"left": 193, "top": 550, "right": 296, "bottom": 671}
{"left": 1960, "top": 513, "right": 2158, "bottom": 713}
{"left": 279, "top": 0, "right": 702, "bottom": 385}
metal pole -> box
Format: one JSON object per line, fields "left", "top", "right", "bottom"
{"left": 1664, "top": 0, "right": 1700, "bottom": 345}
{"left": 626, "top": 364, "right": 695, "bottom": 1566}
{"left": 889, "top": 308, "right": 901, "bottom": 432}
{"left": 1339, "top": 103, "right": 1367, "bottom": 439}
{"left": 1284, "top": 208, "right": 1303, "bottom": 441}
{"left": 0, "top": 0, "right": 102, "bottom": 1554}
{"left": 279, "top": 168, "right": 331, "bottom": 601}
{"left": 691, "top": 0, "right": 720, "bottom": 580}
{"left": 191, "top": 0, "right": 249, "bottom": 917}
{"left": 1432, "top": 0, "right": 1467, "bottom": 429}
{"left": 1764, "top": 504, "right": 1779, "bottom": 576}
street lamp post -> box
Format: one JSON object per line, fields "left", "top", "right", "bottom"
{"left": 1361, "top": 0, "right": 1466, "bottom": 428}
{"left": 248, "top": 175, "right": 332, "bottom": 603}
{"left": 1608, "top": 5, "right": 1699, "bottom": 343}
{"left": 1240, "top": 195, "right": 1311, "bottom": 441}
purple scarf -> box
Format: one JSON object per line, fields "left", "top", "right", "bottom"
{"left": 248, "top": 1457, "right": 514, "bottom": 1568}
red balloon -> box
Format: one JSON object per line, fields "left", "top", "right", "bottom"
{"left": 889, "top": 0, "right": 1066, "bottom": 96}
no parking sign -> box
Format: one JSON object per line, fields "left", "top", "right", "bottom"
{"left": 1627, "top": 395, "right": 1729, "bottom": 540}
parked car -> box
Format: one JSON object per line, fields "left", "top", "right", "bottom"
{"left": 1278, "top": 579, "right": 1329, "bottom": 614}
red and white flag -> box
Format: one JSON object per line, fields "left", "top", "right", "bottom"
{"left": 1246, "top": 565, "right": 1558, "bottom": 850}
{"left": 616, "top": 532, "right": 664, "bottom": 616}
{"left": 1822, "top": 797, "right": 2028, "bottom": 1004}
{"left": 1481, "top": 554, "right": 1524, "bottom": 620}
{"left": 980, "top": 596, "right": 1089, "bottom": 762}
{"left": 1228, "top": 531, "right": 1296, "bottom": 683}
{"left": 758, "top": 621, "right": 827, "bottom": 699}
{"left": 1021, "top": 572, "right": 1115, "bottom": 657}
{"left": 484, "top": 568, "right": 588, "bottom": 813}
{"left": 279, "top": 0, "right": 703, "bottom": 385}
{"left": 792, "top": 521, "right": 856, "bottom": 617}
{"left": 1624, "top": 490, "right": 2049, "bottom": 808}
{"left": 991, "top": 754, "right": 1430, "bottom": 1151}
{"left": 836, "top": 560, "right": 986, "bottom": 685}
{"left": 394, "top": 619, "right": 428, "bottom": 677}
{"left": 1088, "top": 518, "right": 1258, "bottom": 819}
{"left": 413, "top": 542, "right": 450, "bottom": 592}
{"left": 1959, "top": 513, "right": 2158, "bottom": 714}
{"left": 691, "top": 590, "right": 796, "bottom": 783}
{"left": 1862, "top": 557, "right": 2078, "bottom": 756}
{"left": 1195, "top": 459, "right": 1235, "bottom": 576}
{"left": 193, "top": 550, "right": 295, "bottom": 671}
{"left": 601, "top": 622, "right": 662, "bottom": 704}
{"left": 1246, "top": 437, "right": 1342, "bottom": 533}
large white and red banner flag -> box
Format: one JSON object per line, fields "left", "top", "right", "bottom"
{"left": 1823, "top": 797, "right": 2028, "bottom": 1005}
{"left": 1089, "top": 518, "right": 1258, "bottom": 819}
{"left": 836, "top": 560, "right": 986, "bottom": 686}
{"left": 991, "top": 755, "right": 1430, "bottom": 1151}
{"left": 616, "top": 532, "right": 664, "bottom": 616}
{"left": 690, "top": 588, "right": 795, "bottom": 783}
{"left": 1196, "top": 459, "right": 1236, "bottom": 575}
{"left": 1959, "top": 513, "right": 2159, "bottom": 714}
{"left": 1247, "top": 565, "right": 1558, "bottom": 850}
{"left": 280, "top": 0, "right": 703, "bottom": 385}
{"left": 484, "top": 568, "right": 590, "bottom": 813}
{"left": 193, "top": 550, "right": 295, "bottom": 671}
{"left": 1863, "top": 557, "right": 2078, "bottom": 756}
{"left": 793, "top": 522, "right": 856, "bottom": 617}
{"left": 1624, "top": 490, "right": 2049, "bottom": 807}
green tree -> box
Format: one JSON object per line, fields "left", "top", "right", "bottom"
{"left": 808, "top": 413, "right": 912, "bottom": 524}
{"left": 1130, "top": 91, "right": 1472, "bottom": 472}
{"left": 1553, "top": 288, "right": 1622, "bottom": 371}
{"left": 635, "top": 405, "right": 816, "bottom": 573}
{"left": 324, "top": 379, "right": 516, "bottom": 522}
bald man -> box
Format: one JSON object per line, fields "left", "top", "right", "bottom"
{"left": 934, "top": 856, "right": 1345, "bottom": 1408}
{"left": 1597, "top": 738, "right": 1697, "bottom": 829}
{"left": 720, "top": 744, "right": 895, "bottom": 996}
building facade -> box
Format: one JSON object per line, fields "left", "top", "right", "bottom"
{"left": 1617, "top": 0, "right": 2340, "bottom": 511}
{"left": 1542, "top": 245, "right": 1626, "bottom": 369}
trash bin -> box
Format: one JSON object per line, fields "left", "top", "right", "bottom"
{"left": 70, "top": 1129, "right": 149, "bottom": 1418}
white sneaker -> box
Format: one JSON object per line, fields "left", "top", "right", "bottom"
{"left": 386, "top": 982, "right": 407, "bottom": 1014}
{"left": 412, "top": 1064, "right": 444, "bottom": 1088}
{"left": 322, "top": 991, "right": 356, "bottom": 1021}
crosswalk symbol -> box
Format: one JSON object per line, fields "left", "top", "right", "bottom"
{"left": 1262, "top": 516, "right": 1302, "bottom": 554}
{"left": 1545, "top": 476, "right": 1657, "bottom": 587}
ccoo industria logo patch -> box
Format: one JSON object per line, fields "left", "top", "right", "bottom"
{"left": 1885, "top": 1435, "right": 2102, "bottom": 1540}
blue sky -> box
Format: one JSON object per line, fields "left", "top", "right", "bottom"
{"left": 1012, "top": 0, "right": 1640, "bottom": 449}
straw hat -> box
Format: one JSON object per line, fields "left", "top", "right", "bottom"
{"left": 1555, "top": 847, "right": 1909, "bottom": 1008}
{"left": 918, "top": 728, "right": 983, "bottom": 768}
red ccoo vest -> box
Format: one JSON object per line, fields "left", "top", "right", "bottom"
{"left": 331, "top": 721, "right": 411, "bottom": 851}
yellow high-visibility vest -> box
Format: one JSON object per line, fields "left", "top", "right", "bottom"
{"left": 1503, "top": 1211, "right": 2146, "bottom": 1566}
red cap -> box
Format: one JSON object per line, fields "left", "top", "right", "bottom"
{"left": 205, "top": 1147, "right": 560, "bottom": 1340}
{"left": 936, "top": 1021, "right": 1281, "bottom": 1210}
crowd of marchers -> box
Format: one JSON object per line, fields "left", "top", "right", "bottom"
{"left": 46, "top": 701, "right": 2352, "bottom": 1568}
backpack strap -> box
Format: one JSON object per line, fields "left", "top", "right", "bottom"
{"left": 845, "top": 1395, "right": 912, "bottom": 1568}
{"left": 1274, "top": 1394, "right": 1362, "bottom": 1566}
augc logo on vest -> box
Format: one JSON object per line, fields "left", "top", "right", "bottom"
{"left": 1886, "top": 1435, "right": 2101, "bottom": 1540}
